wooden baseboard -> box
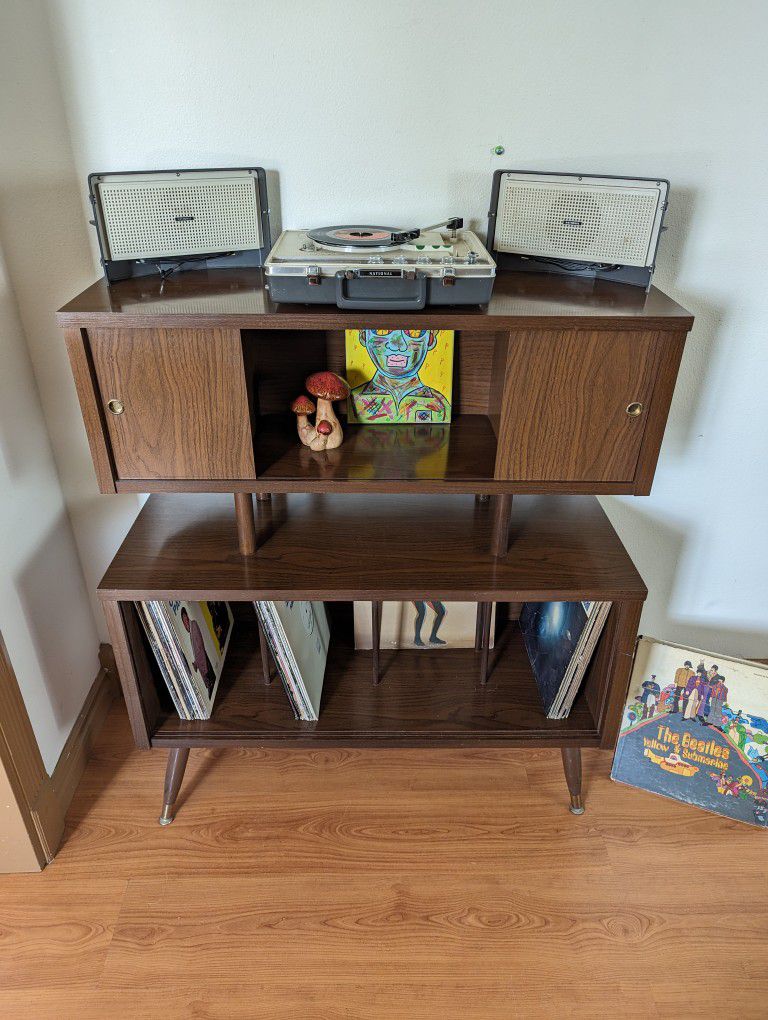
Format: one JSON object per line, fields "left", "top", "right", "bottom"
{"left": 31, "top": 645, "right": 119, "bottom": 863}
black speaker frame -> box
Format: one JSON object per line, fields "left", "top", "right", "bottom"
{"left": 487, "top": 169, "right": 669, "bottom": 289}
{"left": 88, "top": 166, "right": 272, "bottom": 284}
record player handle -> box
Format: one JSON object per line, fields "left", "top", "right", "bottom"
{"left": 334, "top": 271, "right": 428, "bottom": 310}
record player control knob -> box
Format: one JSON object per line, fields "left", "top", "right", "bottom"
{"left": 393, "top": 255, "right": 407, "bottom": 264}
{"left": 467, "top": 250, "right": 478, "bottom": 264}
{"left": 416, "top": 256, "right": 430, "bottom": 265}
{"left": 367, "top": 255, "right": 384, "bottom": 264}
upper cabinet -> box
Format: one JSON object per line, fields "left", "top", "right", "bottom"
{"left": 59, "top": 275, "right": 691, "bottom": 497}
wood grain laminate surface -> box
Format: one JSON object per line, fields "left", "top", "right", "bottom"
{"left": 88, "top": 327, "right": 256, "bottom": 479}
{"left": 63, "top": 328, "right": 118, "bottom": 492}
{"left": 57, "top": 269, "right": 694, "bottom": 331}
{"left": 97, "top": 492, "right": 647, "bottom": 601}
{"left": 253, "top": 413, "right": 499, "bottom": 484}
{"left": 495, "top": 329, "right": 660, "bottom": 481}
{"left": 0, "top": 700, "right": 764, "bottom": 1018}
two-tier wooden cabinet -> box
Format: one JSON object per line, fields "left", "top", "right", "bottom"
{"left": 58, "top": 270, "right": 693, "bottom": 821}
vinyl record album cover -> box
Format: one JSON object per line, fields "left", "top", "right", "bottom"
{"left": 346, "top": 329, "right": 453, "bottom": 424}
{"left": 519, "top": 600, "right": 611, "bottom": 719}
{"left": 354, "top": 600, "right": 492, "bottom": 650}
{"left": 138, "top": 599, "right": 234, "bottom": 720}
{"left": 611, "top": 637, "right": 768, "bottom": 828}
{"left": 254, "top": 601, "right": 330, "bottom": 721}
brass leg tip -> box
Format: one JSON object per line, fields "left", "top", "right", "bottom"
{"left": 569, "top": 796, "right": 585, "bottom": 815}
{"left": 158, "top": 806, "right": 175, "bottom": 826}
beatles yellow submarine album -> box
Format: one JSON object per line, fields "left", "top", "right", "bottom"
{"left": 612, "top": 637, "right": 768, "bottom": 827}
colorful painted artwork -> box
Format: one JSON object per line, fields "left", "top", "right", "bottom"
{"left": 345, "top": 329, "right": 453, "bottom": 424}
{"left": 354, "top": 601, "right": 493, "bottom": 650}
{"left": 611, "top": 637, "right": 768, "bottom": 828}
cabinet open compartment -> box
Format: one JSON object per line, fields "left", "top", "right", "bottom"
{"left": 241, "top": 327, "right": 506, "bottom": 489}
{"left": 125, "top": 601, "right": 603, "bottom": 748}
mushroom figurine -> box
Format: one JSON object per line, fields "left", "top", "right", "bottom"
{"left": 305, "top": 371, "right": 350, "bottom": 450}
{"left": 290, "top": 394, "right": 316, "bottom": 447}
{"left": 310, "top": 418, "right": 334, "bottom": 452}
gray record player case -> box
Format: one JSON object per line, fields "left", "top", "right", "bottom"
{"left": 264, "top": 226, "right": 496, "bottom": 309}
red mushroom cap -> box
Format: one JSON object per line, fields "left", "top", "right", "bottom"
{"left": 305, "top": 371, "right": 350, "bottom": 401}
{"left": 316, "top": 419, "right": 333, "bottom": 435}
{"left": 290, "top": 395, "right": 315, "bottom": 414}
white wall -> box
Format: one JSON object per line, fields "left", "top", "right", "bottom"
{"left": 0, "top": 0, "right": 142, "bottom": 630}
{"left": 0, "top": 243, "right": 100, "bottom": 774}
{"left": 0, "top": 0, "right": 145, "bottom": 770}
{"left": 37, "top": 0, "right": 768, "bottom": 656}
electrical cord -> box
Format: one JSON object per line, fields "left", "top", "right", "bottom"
{"left": 152, "top": 251, "right": 237, "bottom": 289}
{"left": 519, "top": 254, "right": 622, "bottom": 274}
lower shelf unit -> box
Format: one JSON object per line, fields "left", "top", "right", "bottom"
{"left": 98, "top": 491, "right": 646, "bottom": 821}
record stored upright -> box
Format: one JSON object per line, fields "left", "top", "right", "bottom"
{"left": 58, "top": 270, "right": 693, "bottom": 821}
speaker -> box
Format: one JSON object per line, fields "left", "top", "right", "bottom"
{"left": 88, "top": 167, "right": 272, "bottom": 283}
{"left": 487, "top": 170, "right": 669, "bottom": 288}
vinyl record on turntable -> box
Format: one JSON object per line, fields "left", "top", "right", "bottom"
{"left": 307, "top": 225, "right": 402, "bottom": 250}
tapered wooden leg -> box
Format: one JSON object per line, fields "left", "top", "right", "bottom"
{"left": 490, "top": 493, "right": 513, "bottom": 557}
{"left": 258, "top": 619, "right": 273, "bottom": 684}
{"left": 478, "top": 602, "right": 493, "bottom": 684}
{"left": 159, "top": 747, "right": 190, "bottom": 825}
{"left": 234, "top": 492, "right": 257, "bottom": 555}
{"left": 256, "top": 492, "right": 272, "bottom": 502}
{"left": 474, "top": 603, "right": 483, "bottom": 651}
{"left": 561, "top": 747, "right": 585, "bottom": 814}
{"left": 371, "top": 600, "right": 383, "bottom": 685}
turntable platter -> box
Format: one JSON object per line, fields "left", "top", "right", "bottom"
{"left": 307, "top": 225, "right": 403, "bottom": 251}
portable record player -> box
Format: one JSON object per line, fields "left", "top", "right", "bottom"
{"left": 264, "top": 217, "right": 496, "bottom": 309}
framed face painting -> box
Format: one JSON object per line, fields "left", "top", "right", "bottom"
{"left": 345, "top": 329, "right": 454, "bottom": 424}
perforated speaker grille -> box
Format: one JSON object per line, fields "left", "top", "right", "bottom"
{"left": 494, "top": 175, "right": 665, "bottom": 267}
{"left": 97, "top": 172, "right": 263, "bottom": 260}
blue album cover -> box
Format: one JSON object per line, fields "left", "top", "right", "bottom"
{"left": 611, "top": 637, "right": 768, "bottom": 828}
{"left": 519, "top": 601, "right": 591, "bottom": 715}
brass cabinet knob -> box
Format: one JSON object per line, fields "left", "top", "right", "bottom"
{"left": 107, "top": 398, "right": 125, "bottom": 415}
{"left": 626, "top": 402, "right": 644, "bottom": 418}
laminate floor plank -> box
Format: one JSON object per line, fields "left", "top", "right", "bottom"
{"left": 101, "top": 869, "right": 768, "bottom": 986}
{"left": 0, "top": 876, "right": 126, "bottom": 988}
{"left": 57, "top": 803, "right": 610, "bottom": 879}
{"left": 0, "top": 980, "right": 663, "bottom": 1020}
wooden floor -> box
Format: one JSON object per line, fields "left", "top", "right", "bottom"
{"left": 1, "top": 702, "right": 766, "bottom": 1019}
